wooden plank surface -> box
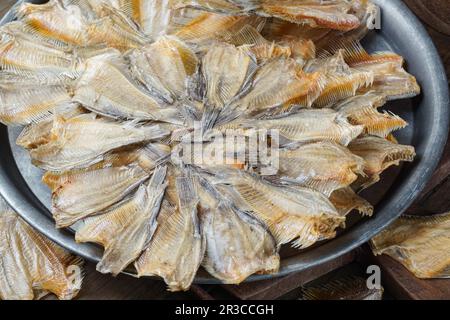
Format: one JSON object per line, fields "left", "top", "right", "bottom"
{"left": 1, "top": 0, "right": 449, "bottom": 300}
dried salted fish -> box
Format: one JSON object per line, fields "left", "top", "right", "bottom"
{"left": 349, "top": 136, "right": 416, "bottom": 188}
{"left": 135, "top": 176, "right": 205, "bottom": 291}
{"left": 233, "top": 109, "right": 363, "bottom": 146}
{"left": 261, "top": 0, "right": 361, "bottom": 31}
{"left": 74, "top": 52, "right": 178, "bottom": 121}
{"left": 300, "top": 275, "right": 383, "bottom": 300}
{"left": 217, "top": 170, "right": 344, "bottom": 248}
{"left": 173, "top": 11, "right": 265, "bottom": 48}
{"left": 175, "top": 0, "right": 362, "bottom": 31}
{"left": 337, "top": 43, "right": 420, "bottom": 100}
{"left": 334, "top": 93, "right": 407, "bottom": 138}
{"left": 16, "top": 0, "right": 92, "bottom": 46}
{"left": 16, "top": 103, "right": 85, "bottom": 150}
{"left": 202, "top": 43, "right": 256, "bottom": 108}
{"left": 235, "top": 58, "right": 322, "bottom": 114}
{"left": 329, "top": 187, "right": 373, "bottom": 217}
{"left": 371, "top": 213, "right": 450, "bottom": 279}
{"left": 0, "top": 197, "right": 83, "bottom": 300}
{"left": 43, "top": 165, "right": 150, "bottom": 228}
{"left": 128, "top": 36, "right": 198, "bottom": 104}
{"left": 220, "top": 24, "right": 291, "bottom": 62}
{"left": 198, "top": 176, "right": 279, "bottom": 284}
{"left": 305, "top": 51, "right": 374, "bottom": 108}
{"left": 76, "top": 166, "right": 167, "bottom": 275}
{"left": 113, "top": 0, "right": 173, "bottom": 38}
{"left": 17, "top": 0, "right": 147, "bottom": 50}
{"left": 29, "top": 113, "right": 169, "bottom": 171}
{"left": 278, "top": 142, "right": 365, "bottom": 196}
{"left": 0, "top": 27, "right": 81, "bottom": 82}
{"left": 0, "top": 84, "right": 72, "bottom": 125}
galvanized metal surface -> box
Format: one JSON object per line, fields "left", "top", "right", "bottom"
{"left": 0, "top": 0, "right": 448, "bottom": 284}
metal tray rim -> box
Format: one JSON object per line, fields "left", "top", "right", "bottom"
{"left": 0, "top": 0, "right": 448, "bottom": 284}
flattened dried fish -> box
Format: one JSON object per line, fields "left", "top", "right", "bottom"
{"left": 236, "top": 58, "right": 322, "bottom": 114}
{"left": 17, "top": 0, "right": 147, "bottom": 50}
{"left": 30, "top": 114, "right": 169, "bottom": 171}
{"left": 334, "top": 93, "right": 407, "bottom": 138}
{"left": 203, "top": 43, "right": 256, "bottom": 108}
{"left": 329, "top": 187, "right": 373, "bottom": 217}
{"left": 118, "top": 0, "right": 172, "bottom": 38}
{"left": 173, "top": 11, "right": 265, "bottom": 47}
{"left": 202, "top": 204, "right": 279, "bottom": 284}
{"left": 236, "top": 109, "right": 363, "bottom": 146}
{"left": 128, "top": 36, "right": 198, "bottom": 104}
{"left": 76, "top": 166, "right": 167, "bottom": 275}
{"left": 16, "top": 103, "right": 85, "bottom": 150}
{"left": 0, "top": 196, "right": 83, "bottom": 300}
{"left": 371, "top": 213, "right": 450, "bottom": 279}
{"left": 305, "top": 51, "right": 374, "bottom": 108}
{"left": 0, "top": 27, "right": 80, "bottom": 82}
{"left": 261, "top": 0, "right": 361, "bottom": 31}
{"left": 349, "top": 136, "right": 415, "bottom": 188}
{"left": 43, "top": 165, "right": 150, "bottom": 228}
{"left": 0, "top": 84, "right": 72, "bottom": 125}
{"left": 219, "top": 171, "right": 344, "bottom": 248}
{"left": 338, "top": 43, "right": 420, "bottom": 100}
{"left": 175, "top": 0, "right": 361, "bottom": 30}
{"left": 198, "top": 177, "right": 279, "bottom": 284}
{"left": 135, "top": 176, "right": 205, "bottom": 291}
{"left": 16, "top": 0, "right": 92, "bottom": 46}
{"left": 278, "top": 142, "right": 365, "bottom": 196}
{"left": 221, "top": 25, "right": 292, "bottom": 62}
{"left": 74, "top": 52, "right": 178, "bottom": 121}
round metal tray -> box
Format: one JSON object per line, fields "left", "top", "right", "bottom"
{"left": 0, "top": 0, "right": 448, "bottom": 284}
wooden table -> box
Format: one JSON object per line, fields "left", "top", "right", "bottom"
{"left": 1, "top": 0, "right": 449, "bottom": 300}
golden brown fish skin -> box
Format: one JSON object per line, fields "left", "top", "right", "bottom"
{"left": 261, "top": 0, "right": 361, "bottom": 32}
{"left": 218, "top": 170, "right": 344, "bottom": 248}
{"left": 371, "top": 213, "right": 450, "bottom": 279}
{"left": 43, "top": 165, "right": 150, "bottom": 228}
{"left": 334, "top": 93, "right": 408, "bottom": 138}
{"left": 135, "top": 175, "right": 205, "bottom": 292}
{"left": 0, "top": 197, "right": 83, "bottom": 300}
{"left": 234, "top": 109, "right": 364, "bottom": 146}
{"left": 349, "top": 136, "right": 416, "bottom": 188}
{"left": 173, "top": 11, "right": 265, "bottom": 48}
{"left": 76, "top": 166, "right": 167, "bottom": 275}
{"left": 17, "top": 0, "right": 148, "bottom": 51}
{"left": 197, "top": 176, "right": 279, "bottom": 284}
{"left": 305, "top": 51, "right": 374, "bottom": 108}
{"left": 234, "top": 57, "right": 323, "bottom": 115}
{"left": 278, "top": 142, "right": 365, "bottom": 196}
{"left": 16, "top": 103, "right": 85, "bottom": 150}
{"left": 73, "top": 52, "right": 178, "bottom": 122}
{"left": 202, "top": 43, "right": 256, "bottom": 108}
{"left": 128, "top": 36, "right": 198, "bottom": 104}
{"left": 332, "top": 42, "right": 421, "bottom": 100}
{"left": 0, "top": 84, "right": 73, "bottom": 126}
{"left": 0, "top": 26, "right": 81, "bottom": 81}
{"left": 329, "top": 187, "right": 373, "bottom": 217}
{"left": 174, "top": 0, "right": 361, "bottom": 31}
{"left": 29, "top": 114, "right": 169, "bottom": 172}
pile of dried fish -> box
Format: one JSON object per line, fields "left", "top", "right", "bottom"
{"left": 0, "top": 196, "right": 83, "bottom": 300}
{"left": 0, "top": 0, "right": 420, "bottom": 291}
